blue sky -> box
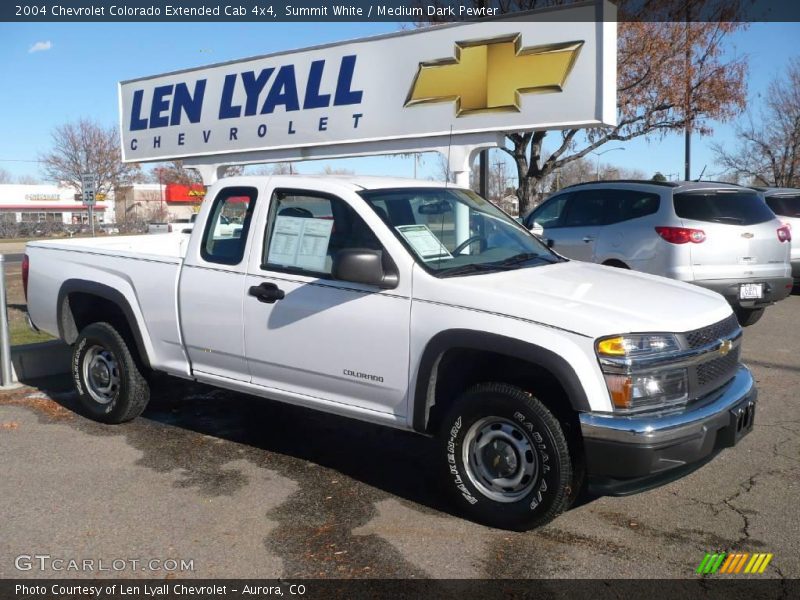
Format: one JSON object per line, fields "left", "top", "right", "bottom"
{"left": 0, "top": 21, "right": 798, "bottom": 184}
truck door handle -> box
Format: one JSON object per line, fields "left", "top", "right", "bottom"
{"left": 248, "top": 282, "right": 285, "bottom": 304}
{"left": 582, "top": 236, "right": 594, "bottom": 243}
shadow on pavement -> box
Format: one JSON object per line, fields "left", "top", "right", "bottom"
{"left": 24, "top": 373, "right": 597, "bottom": 525}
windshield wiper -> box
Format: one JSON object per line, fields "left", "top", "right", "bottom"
{"left": 493, "top": 252, "right": 558, "bottom": 267}
{"left": 438, "top": 263, "right": 509, "bottom": 277}
{"left": 438, "top": 253, "right": 558, "bottom": 277}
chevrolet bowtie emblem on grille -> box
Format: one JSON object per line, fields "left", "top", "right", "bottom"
{"left": 405, "top": 36, "right": 584, "bottom": 116}
{"left": 719, "top": 339, "right": 733, "bottom": 357}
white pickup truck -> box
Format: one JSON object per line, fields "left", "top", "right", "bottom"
{"left": 24, "top": 175, "right": 756, "bottom": 530}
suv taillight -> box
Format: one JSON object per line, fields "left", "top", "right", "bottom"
{"left": 778, "top": 223, "right": 792, "bottom": 242}
{"left": 655, "top": 226, "right": 706, "bottom": 244}
{"left": 22, "top": 254, "right": 29, "bottom": 300}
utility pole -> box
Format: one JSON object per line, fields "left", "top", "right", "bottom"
{"left": 684, "top": 4, "right": 692, "bottom": 181}
{"left": 479, "top": 150, "right": 489, "bottom": 197}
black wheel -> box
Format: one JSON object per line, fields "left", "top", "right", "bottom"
{"left": 72, "top": 322, "right": 150, "bottom": 424}
{"left": 439, "top": 383, "right": 574, "bottom": 531}
{"left": 735, "top": 307, "right": 764, "bottom": 327}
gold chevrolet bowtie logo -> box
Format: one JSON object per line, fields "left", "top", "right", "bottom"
{"left": 406, "top": 35, "right": 584, "bottom": 116}
{"left": 719, "top": 339, "right": 733, "bottom": 357}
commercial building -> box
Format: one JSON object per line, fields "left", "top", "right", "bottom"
{"left": 114, "top": 183, "right": 204, "bottom": 224}
{"left": 0, "top": 184, "right": 111, "bottom": 225}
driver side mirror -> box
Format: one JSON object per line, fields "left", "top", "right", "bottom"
{"left": 332, "top": 249, "right": 399, "bottom": 289}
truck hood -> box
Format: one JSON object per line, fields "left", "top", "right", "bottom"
{"left": 415, "top": 261, "right": 733, "bottom": 339}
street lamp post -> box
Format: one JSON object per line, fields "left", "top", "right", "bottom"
{"left": 591, "top": 147, "right": 625, "bottom": 180}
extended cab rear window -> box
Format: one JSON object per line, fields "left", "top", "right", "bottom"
{"left": 673, "top": 191, "right": 775, "bottom": 225}
{"left": 765, "top": 194, "right": 800, "bottom": 218}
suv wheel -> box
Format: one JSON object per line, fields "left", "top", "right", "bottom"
{"left": 72, "top": 322, "right": 150, "bottom": 423}
{"left": 440, "top": 383, "right": 574, "bottom": 531}
{"left": 735, "top": 307, "right": 764, "bottom": 327}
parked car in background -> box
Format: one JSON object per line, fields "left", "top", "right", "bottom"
{"left": 174, "top": 213, "right": 199, "bottom": 234}
{"left": 147, "top": 222, "right": 173, "bottom": 234}
{"left": 757, "top": 187, "right": 800, "bottom": 285}
{"left": 524, "top": 180, "right": 793, "bottom": 325}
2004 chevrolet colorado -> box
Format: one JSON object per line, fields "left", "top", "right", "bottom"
{"left": 24, "top": 175, "right": 756, "bottom": 530}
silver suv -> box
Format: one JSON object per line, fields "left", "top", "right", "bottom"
{"left": 758, "top": 187, "right": 800, "bottom": 285}
{"left": 524, "top": 180, "right": 793, "bottom": 325}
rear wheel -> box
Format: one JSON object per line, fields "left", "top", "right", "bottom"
{"left": 735, "top": 307, "right": 764, "bottom": 327}
{"left": 602, "top": 260, "right": 630, "bottom": 269}
{"left": 439, "top": 383, "right": 574, "bottom": 531}
{"left": 72, "top": 322, "right": 150, "bottom": 423}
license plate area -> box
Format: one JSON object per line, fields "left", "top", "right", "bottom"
{"left": 731, "top": 400, "right": 756, "bottom": 443}
{"left": 739, "top": 283, "right": 763, "bottom": 300}
{"left": 717, "top": 399, "right": 756, "bottom": 449}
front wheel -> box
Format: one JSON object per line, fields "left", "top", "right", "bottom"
{"left": 72, "top": 322, "right": 150, "bottom": 424}
{"left": 440, "top": 383, "right": 574, "bottom": 531}
{"left": 735, "top": 307, "right": 764, "bottom": 327}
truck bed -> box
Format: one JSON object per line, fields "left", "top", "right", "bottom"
{"left": 27, "top": 233, "right": 189, "bottom": 263}
{"left": 25, "top": 233, "right": 190, "bottom": 377}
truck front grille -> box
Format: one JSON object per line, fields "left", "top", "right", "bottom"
{"left": 696, "top": 348, "right": 740, "bottom": 388}
{"left": 681, "top": 314, "right": 742, "bottom": 401}
{"left": 684, "top": 314, "right": 739, "bottom": 349}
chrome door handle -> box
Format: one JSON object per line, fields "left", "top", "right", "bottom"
{"left": 582, "top": 236, "right": 594, "bottom": 243}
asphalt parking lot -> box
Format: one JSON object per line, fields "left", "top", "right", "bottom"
{"left": 1, "top": 294, "right": 798, "bottom": 580}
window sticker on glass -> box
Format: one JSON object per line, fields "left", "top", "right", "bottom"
{"left": 396, "top": 224, "right": 453, "bottom": 261}
{"left": 268, "top": 216, "right": 334, "bottom": 272}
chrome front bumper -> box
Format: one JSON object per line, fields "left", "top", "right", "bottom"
{"left": 579, "top": 365, "right": 756, "bottom": 493}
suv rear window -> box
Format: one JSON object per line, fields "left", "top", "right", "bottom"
{"left": 765, "top": 194, "right": 800, "bottom": 217}
{"left": 673, "top": 191, "right": 775, "bottom": 225}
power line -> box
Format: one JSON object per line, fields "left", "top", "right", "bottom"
{"left": 0, "top": 159, "right": 43, "bottom": 163}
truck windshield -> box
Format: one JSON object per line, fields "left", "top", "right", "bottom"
{"left": 765, "top": 194, "right": 800, "bottom": 218}
{"left": 359, "top": 187, "right": 560, "bottom": 276}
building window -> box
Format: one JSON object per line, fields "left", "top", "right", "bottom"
{"left": 20, "top": 212, "right": 64, "bottom": 223}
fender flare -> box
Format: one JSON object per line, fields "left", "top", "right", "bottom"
{"left": 412, "top": 329, "right": 591, "bottom": 433}
{"left": 57, "top": 279, "right": 151, "bottom": 369}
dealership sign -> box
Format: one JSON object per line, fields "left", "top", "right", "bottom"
{"left": 119, "top": 1, "right": 616, "bottom": 163}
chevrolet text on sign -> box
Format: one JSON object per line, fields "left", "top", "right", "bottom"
{"left": 119, "top": 0, "right": 616, "bottom": 163}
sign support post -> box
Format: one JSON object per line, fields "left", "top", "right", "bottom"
{"left": 80, "top": 172, "right": 97, "bottom": 237}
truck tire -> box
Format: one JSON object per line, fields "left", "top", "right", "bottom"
{"left": 72, "top": 322, "right": 150, "bottom": 424}
{"left": 440, "top": 382, "right": 573, "bottom": 531}
{"left": 735, "top": 307, "right": 764, "bottom": 327}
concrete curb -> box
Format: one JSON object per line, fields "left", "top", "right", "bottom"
{"left": 11, "top": 340, "right": 71, "bottom": 381}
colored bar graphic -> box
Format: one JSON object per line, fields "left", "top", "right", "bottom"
{"left": 705, "top": 552, "right": 774, "bottom": 575}
{"left": 696, "top": 553, "right": 712, "bottom": 574}
{"left": 711, "top": 553, "right": 726, "bottom": 573}
{"left": 697, "top": 553, "right": 728, "bottom": 574}
{"left": 758, "top": 554, "right": 773, "bottom": 573}
{"left": 735, "top": 553, "right": 750, "bottom": 573}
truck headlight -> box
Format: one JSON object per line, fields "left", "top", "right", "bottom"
{"left": 596, "top": 334, "right": 688, "bottom": 414}
{"left": 603, "top": 368, "right": 688, "bottom": 413}
{"left": 596, "top": 334, "right": 680, "bottom": 358}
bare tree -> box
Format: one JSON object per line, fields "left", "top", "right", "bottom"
{"left": 322, "top": 165, "right": 355, "bottom": 175}
{"left": 414, "top": 0, "right": 749, "bottom": 214}
{"left": 17, "top": 174, "right": 41, "bottom": 184}
{"left": 149, "top": 161, "right": 243, "bottom": 185}
{"left": 0, "top": 167, "right": 11, "bottom": 184}
{"left": 713, "top": 57, "right": 800, "bottom": 187}
{"left": 39, "top": 118, "right": 141, "bottom": 195}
